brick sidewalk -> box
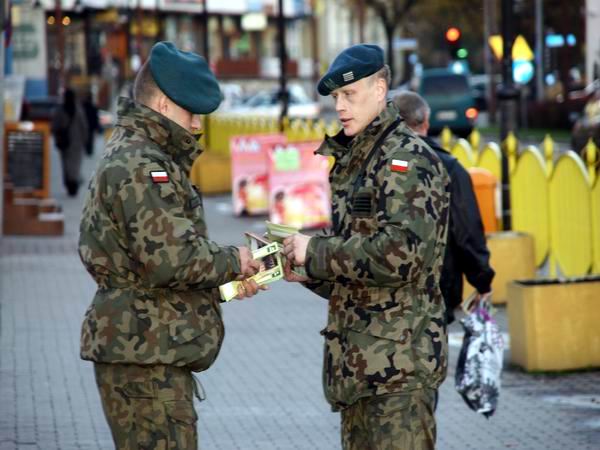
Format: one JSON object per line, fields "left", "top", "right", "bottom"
{"left": 1, "top": 138, "right": 599, "bottom": 450}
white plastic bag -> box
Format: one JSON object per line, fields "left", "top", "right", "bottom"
{"left": 455, "top": 301, "right": 504, "bottom": 418}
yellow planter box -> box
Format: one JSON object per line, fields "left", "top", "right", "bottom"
{"left": 507, "top": 276, "right": 600, "bottom": 372}
{"left": 189, "top": 152, "right": 231, "bottom": 194}
{"left": 487, "top": 232, "right": 536, "bottom": 304}
{"left": 465, "top": 231, "right": 536, "bottom": 305}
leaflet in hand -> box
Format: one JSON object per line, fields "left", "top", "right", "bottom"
{"left": 219, "top": 222, "right": 306, "bottom": 301}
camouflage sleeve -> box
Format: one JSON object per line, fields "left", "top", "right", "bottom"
{"left": 112, "top": 163, "right": 241, "bottom": 289}
{"left": 301, "top": 279, "right": 333, "bottom": 299}
{"left": 305, "top": 152, "right": 448, "bottom": 288}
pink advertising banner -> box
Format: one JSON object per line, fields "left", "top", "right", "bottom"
{"left": 230, "top": 134, "right": 286, "bottom": 216}
{"left": 267, "top": 141, "right": 331, "bottom": 230}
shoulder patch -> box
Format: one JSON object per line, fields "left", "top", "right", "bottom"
{"left": 150, "top": 170, "right": 169, "bottom": 183}
{"left": 390, "top": 159, "right": 409, "bottom": 173}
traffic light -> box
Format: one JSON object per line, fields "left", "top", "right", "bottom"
{"left": 445, "top": 27, "right": 468, "bottom": 60}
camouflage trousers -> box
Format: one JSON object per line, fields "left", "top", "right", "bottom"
{"left": 340, "top": 389, "right": 437, "bottom": 450}
{"left": 94, "top": 363, "right": 199, "bottom": 450}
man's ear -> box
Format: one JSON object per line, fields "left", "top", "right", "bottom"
{"left": 376, "top": 77, "right": 387, "bottom": 102}
{"left": 423, "top": 114, "right": 431, "bottom": 135}
{"left": 155, "top": 93, "right": 169, "bottom": 116}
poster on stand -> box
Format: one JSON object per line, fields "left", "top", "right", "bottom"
{"left": 268, "top": 141, "right": 331, "bottom": 230}
{"left": 231, "top": 134, "right": 286, "bottom": 216}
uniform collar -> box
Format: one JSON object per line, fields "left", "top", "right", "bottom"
{"left": 316, "top": 101, "right": 399, "bottom": 168}
{"left": 350, "top": 101, "right": 399, "bottom": 152}
{"left": 116, "top": 97, "right": 203, "bottom": 173}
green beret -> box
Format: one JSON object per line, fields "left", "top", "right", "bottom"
{"left": 317, "top": 44, "right": 385, "bottom": 96}
{"left": 149, "top": 41, "right": 222, "bottom": 114}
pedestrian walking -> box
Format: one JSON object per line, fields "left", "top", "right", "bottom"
{"left": 51, "top": 87, "right": 88, "bottom": 196}
{"left": 392, "top": 91, "right": 495, "bottom": 324}
{"left": 281, "top": 44, "right": 450, "bottom": 450}
{"left": 78, "top": 41, "right": 262, "bottom": 450}
{"left": 82, "top": 89, "right": 100, "bottom": 156}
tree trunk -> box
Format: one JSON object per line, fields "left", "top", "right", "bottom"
{"left": 385, "top": 24, "right": 395, "bottom": 83}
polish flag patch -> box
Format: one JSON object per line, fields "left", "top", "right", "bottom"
{"left": 391, "top": 159, "right": 409, "bottom": 173}
{"left": 150, "top": 170, "right": 169, "bottom": 183}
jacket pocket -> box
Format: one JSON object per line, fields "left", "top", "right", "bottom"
{"left": 167, "top": 298, "right": 225, "bottom": 372}
{"left": 164, "top": 400, "right": 198, "bottom": 450}
{"left": 343, "top": 308, "right": 415, "bottom": 394}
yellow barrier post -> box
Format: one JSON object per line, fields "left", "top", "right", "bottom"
{"left": 468, "top": 128, "right": 481, "bottom": 152}
{"left": 440, "top": 126, "right": 452, "bottom": 150}
{"left": 543, "top": 134, "right": 554, "bottom": 176}
{"left": 549, "top": 152, "right": 593, "bottom": 277}
{"left": 505, "top": 131, "right": 518, "bottom": 175}
{"left": 326, "top": 119, "right": 340, "bottom": 137}
{"left": 588, "top": 139, "right": 600, "bottom": 273}
{"left": 586, "top": 138, "right": 597, "bottom": 186}
{"left": 450, "top": 138, "right": 476, "bottom": 168}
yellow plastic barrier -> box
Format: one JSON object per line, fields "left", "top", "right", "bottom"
{"left": 593, "top": 178, "right": 600, "bottom": 274}
{"left": 468, "top": 128, "right": 481, "bottom": 151}
{"left": 510, "top": 146, "right": 550, "bottom": 267}
{"left": 326, "top": 119, "right": 340, "bottom": 137}
{"left": 440, "top": 126, "right": 453, "bottom": 150}
{"left": 450, "top": 138, "right": 476, "bottom": 168}
{"left": 477, "top": 142, "right": 502, "bottom": 182}
{"left": 548, "top": 151, "right": 593, "bottom": 276}
{"left": 508, "top": 277, "right": 600, "bottom": 371}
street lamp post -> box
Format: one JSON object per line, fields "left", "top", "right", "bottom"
{"left": 277, "top": 0, "right": 288, "bottom": 131}
{"left": 55, "top": 0, "right": 65, "bottom": 93}
{"left": 498, "top": 0, "right": 518, "bottom": 231}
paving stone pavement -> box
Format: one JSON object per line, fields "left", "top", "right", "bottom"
{"left": 1, "top": 135, "right": 599, "bottom": 450}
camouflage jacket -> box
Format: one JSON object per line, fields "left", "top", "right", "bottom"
{"left": 79, "top": 97, "right": 241, "bottom": 372}
{"left": 304, "top": 102, "right": 450, "bottom": 410}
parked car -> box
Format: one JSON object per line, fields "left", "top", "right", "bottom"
{"left": 21, "top": 96, "right": 60, "bottom": 121}
{"left": 418, "top": 68, "right": 478, "bottom": 137}
{"left": 225, "top": 84, "right": 320, "bottom": 119}
{"left": 571, "top": 82, "right": 600, "bottom": 153}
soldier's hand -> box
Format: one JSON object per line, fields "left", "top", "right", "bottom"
{"left": 237, "top": 246, "right": 261, "bottom": 279}
{"left": 283, "top": 261, "right": 309, "bottom": 283}
{"left": 282, "top": 233, "right": 311, "bottom": 266}
{"left": 234, "top": 279, "right": 268, "bottom": 300}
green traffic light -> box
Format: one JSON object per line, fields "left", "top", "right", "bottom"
{"left": 457, "top": 48, "right": 468, "bottom": 58}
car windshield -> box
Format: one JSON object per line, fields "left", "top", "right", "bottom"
{"left": 243, "top": 85, "right": 311, "bottom": 107}
{"left": 422, "top": 75, "right": 470, "bottom": 96}
{"left": 245, "top": 92, "right": 277, "bottom": 107}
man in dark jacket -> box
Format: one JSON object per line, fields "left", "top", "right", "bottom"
{"left": 393, "top": 91, "right": 495, "bottom": 324}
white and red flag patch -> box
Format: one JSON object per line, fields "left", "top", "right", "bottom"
{"left": 150, "top": 170, "right": 169, "bottom": 183}
{"left": 391, "top": 159, "right": 409, "bottom": 173}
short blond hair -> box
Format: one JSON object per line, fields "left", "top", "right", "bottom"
{"left": 369, "top": 65, "right": 391, "bottom": 90}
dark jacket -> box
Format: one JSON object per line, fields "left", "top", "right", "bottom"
{"left": 421, "top": 136, "right": 494, "bottom": 324}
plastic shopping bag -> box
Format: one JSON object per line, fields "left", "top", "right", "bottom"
{"left": 455, "top": 301, "right": 504, "bottom": 418}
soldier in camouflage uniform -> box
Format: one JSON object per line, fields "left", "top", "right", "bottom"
{"left": 79, "top": 42, "right": 262, "bottom": 450}
{"left": 282, "top": 44, "right": 450, "bottom": 450}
